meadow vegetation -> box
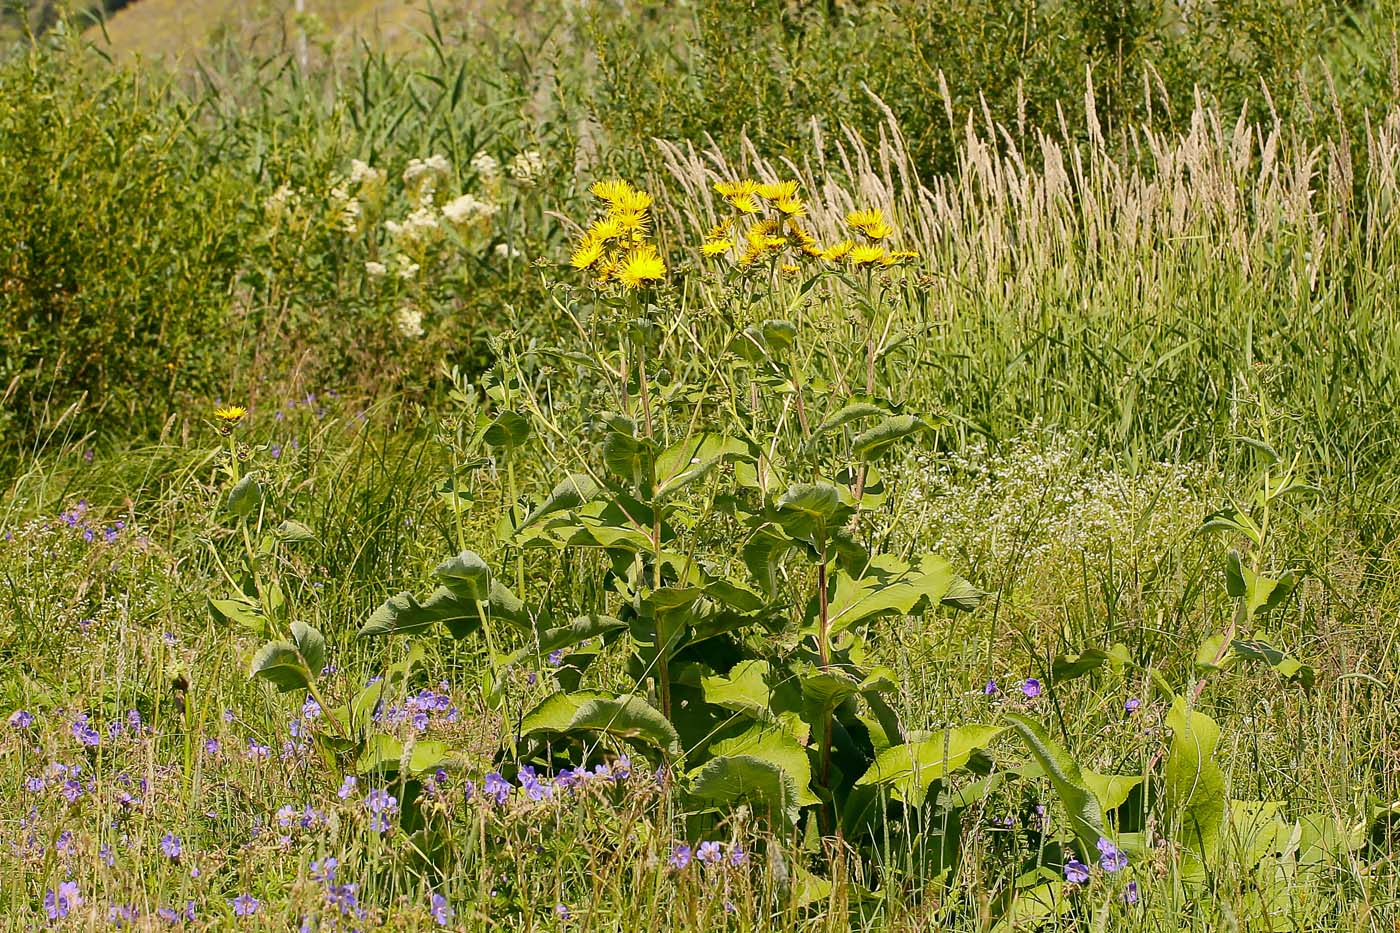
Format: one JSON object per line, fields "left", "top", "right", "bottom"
{"left": 2, "top": 1, "right": 1400, "bottom": 929}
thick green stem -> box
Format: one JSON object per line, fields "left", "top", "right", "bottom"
{"left": 816, "top": 541, "right": 834, "bottom": 832}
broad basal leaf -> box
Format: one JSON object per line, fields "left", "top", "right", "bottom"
{"left": 690, "top": 754, "right": 801, "bottom": 829}
{"left": 1164, "top": 696, "right": 1228, "bottom": 867}
{"left": 249, "top": 641, "right": 312, "bottom": 693}
{"left": 856, "top": 724, "right": 1006, "bottom": 807}
{"left": 1005, "top": 713, "right": 1107, "bottom": 857}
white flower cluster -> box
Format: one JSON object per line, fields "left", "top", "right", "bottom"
{"left": 470, "top": 150, "right": 500, "bottom": 181}
{"left": 263, "top": 184, "right": 300, "bottom": 224}
{"left": 393, "top": 305, "right": 424, "bottom": 339}
{"left": 441, "top": 193, "right": 499, "bottom": 229}
{"left": 508, "top": 149, "right": 544, "bottom": 186}
{"left": 384, "top": 206, "right": 443, "bottom": 249}
{"left": 403, "top": 154, "right": 452, "bottom": 206}
{"left": 880, "top": 429, "right": 1207, "bottom": 588}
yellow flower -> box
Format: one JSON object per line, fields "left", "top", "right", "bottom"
{"left": 613, "top": 209, "right": 651, "bottom": 238}
{"left": 727, "top": 193, "right": 762, "bottom": 215}
{"left": 705, "top": 218, "right": 734, "bottom": 240}
{"left": 614, "top": 188, "right": 653, "bottom": 213}
{"left": 800, "top": 243, "right": 825, "bottom": 258}
{"left": 756, "top": 180, "right": 799, "bottom": 201}
{"left": 846, "top": 208, "right": 894, "bottom": 240}
{"left": 570, "top": 236, "right": 606, "bottom": 270}
{"left": 787, "top": 221, "right": 817, "bottom": 245}
{"left": 714, "top": 179, "right": 758, "bottom": 199}
{"left": 772, "top": 195, "right": 806, "bottom": 216}
{"left": 739, "top": 244, "right": 765, "bottom": 267}
{"left": 822, "top": 240, "right": 854, "bottom": 261}
{"left": 888, "top": 250, "right": 919, "bottom": 264}
{"left": 213, "top": 405, "right": 247, "bottom": 425}
{"left": 590, "top": 179, "right": 634, "bottom": 204}
{"left": 588, "top": 215, "right": 625, "bottom": 242}
{"left": 779, "top": 263, "right": 800, "bottom": 275}
{"left": 617, "top": 245, "right": 666, "bottom": 288}
{"left": 850, "top": 244, "right": 888, "bottom": 266}
{"left": 700, "top": 239, "right": 734, "bottom": 258}
{"left": 845, "top": 208, "right": 885, "bottom": 229}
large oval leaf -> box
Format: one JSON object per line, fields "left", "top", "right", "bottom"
{"left": 1005, "top": 713, "right": 1106, "bottom": 858}
{"left": 856, "top": 724, "right": 1007, "bottom": 806}
{"left": 249, "top": 641, "right": 312, "bottom": 693}
{"left": 690, "top": 754, "right": 800, "bottom": 829}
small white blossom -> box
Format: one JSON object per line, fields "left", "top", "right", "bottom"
{"left": 442, "top": 193, "right": 499, "bottom": 227}
{"left": 364, "top": 260, "right": 387, "bottom": 277}
{"left": 470, "top": 151, "right": 499, "bottom": 180}
{"left": 508, "top": 150, "right": 545, "bottom": 186}
{"left": 394, "top": 305, "right": 425, "bottom": 339}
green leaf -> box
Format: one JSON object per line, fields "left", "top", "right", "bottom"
{"left": 1164, "top": 697, "right": 1228, "bottom": 866}
{"left": 808, "top": 401, "right": 890, "bottom": 445}
{"left": 1049, "top": 645, "right": 1130, "bottom": 684}
{"left": 519, "top": 691, "right": 610, "bottom": 734}
{"left": 482, "top": 411, "right": 531, "bottom": 449}
{"left": 226, "top": 474, "right": 262, "bottom": 519}
{"left": 433, "top": 550, "right": 492, "bottom": 601}
{"left": 505, "top": 615, "right": 625, "bottom": 669}
{"left": 1227, "top": 638, "right": 1315, "bottom": 689}
{"left": 654, "top": 433, "right": 751, "bottom": 500}
{"left": 521, "top": 694, "right": 681, "bottom": 757}
{"left": 1082, "top": 772, "right": 1143, "bottom": 813}
{"left": 773, "top": 482, "right": 844, "bottom": 545}
{"left": 735, "top": 319, "right": 797, "bottom": 363}
{"left": 290, "top": 621, "right": 326, "bottom": 677}
{"left": 850, "top": 415, "right": 931, "bottom": 462}
{"left": 248, "top": 641, "right": 312, "bottom": 692}
{"left": 602, "top": 427, "right": 656, "bottom": 489}
{"left": 690, "top": 754, "right": 801, "bottom": 828}
{"left": 358, "top": 578, "right": 530, "bottom": 638}
{"left": 818, "top": 553, "right": 956, "bottom": 636}
{"left": 275, "top": 520, "right": 317, "bottom": 544}
{"left": 517, "top": 473, "right": 600, "bottom": 532}
{"left": 1004, "top": 713, "right": 1106, "bottom": 856}
{"left": 742, "top": 524, "right": 796, "bottom": 596}
{"left": 209, "top": 595, "right": 267, "bottom": 633}
{"left": 708, "top": 725, "right": 819, "bottom": 806}
{"left": 567, "top": 697, "right": 682, "bottom": 757}
{"left": 856, "top": 724, "right": 1006, "bottom": 806}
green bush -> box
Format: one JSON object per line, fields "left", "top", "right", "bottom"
{"left": 0, "top": 39, "right": 249, "bottom": 448}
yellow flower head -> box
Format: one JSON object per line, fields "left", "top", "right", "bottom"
{"left": 846, "top": 208, "right": 895, "bottom": 240}
{"left": 779, "top": 263, "right": 800, "bottom": 275}
{"left": 588, "top": 215, "right": 625, "bottom": 242}
{"left": 700, "top": 239, "right": 734, "bottom": 258}
{"left": 822, "top": 240, "right": 854, "bottom": 262}
{"left": 705, "top": 218, "right": 734, "bottom": 240}
{"left": 727, "top": 193, "right": 762, "bottom": 215}
{"left": 756, "top": 180, "right": 799, "bottom": 201}
{"left": 887, "top": 250, "right": 920, "bottom": 264}
{"left": 786, "top": 220, "right": 817, "bottom": 245}
{"left": 571, "top": 236, "right": 606, "bottom": 270}
{"left": 590, "top": 179, "right": 635, "bottom": 204}
{"left": 617, "top": 245, "right": 666, "bottom": 288}
{"left": 613, "top": 208, "right": 651, "bottom": 238}
{"left": 739, "top": 244, "right": 765, "bottom": 267}
{"left": 772, "top": 195, "right": 806, "bottom": 217}
{"left": 800, "top": 242, "right": 825, "bottom": 258}
{"left": 850, "top": 244, "right": 888, "bottom": 266}
{"left": 714, "top": 179, "right": 758, "bottom": 199}
{"left": 214, "top": 405, "right": 247, "bottom": 425}
{"left": 613, "top": 188, "right": 654, "bottom": 213}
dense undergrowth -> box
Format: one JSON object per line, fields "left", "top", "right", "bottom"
{"left": 3, "top": 2, "right": 1400, "bottom": 930}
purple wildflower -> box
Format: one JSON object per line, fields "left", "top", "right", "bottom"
{"left": 430, "top": 893, "right": 452, "bottom": 926}
{"left": 9, "top": 709, "right": 34, "bottom": 729}
{"left": 547, "top": 649, "right": 564, "bottom": 666}
{"left": 1022, "top": 678, "right": 1042, "bottom": 699}
{"left": 1064, "top": 857, "right": 1090, "bottom": 884}
{"left": 44, "top": 881, "right": 81, "bottom": 920}
{"left": 337, "top": 775, "right": 357, "bottom": 799}
{"left": 696, "top": 841, "right": 723, "bottom": 864}
{"left": 310, "top": 857, "right": 337, "bottom": 883}
{"left": 232, "top": 893, "right": 260, "bottom": 917}
{"left": 1125, "top": 698, "right": 1141, "bottom": 714}
{"left": 729, "top": 844, "right": 748, "bottom": 866}
{"left": 555, "top": 903, "right": 570, "bottom": 920}
{"left": 668, "top": 844, "right": 693, "bottom": 870}
{"left": 1097, "top": 836, "right": 1128, "bottom": 872}
{"left": 483, "top": 772, "right": 511, "bottom": 804}
{"left": 160, "top": 834, "right": 182, "bottom": 859}
{"left": 1123, "top": 880, "right": 1140, "bottom": 904}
